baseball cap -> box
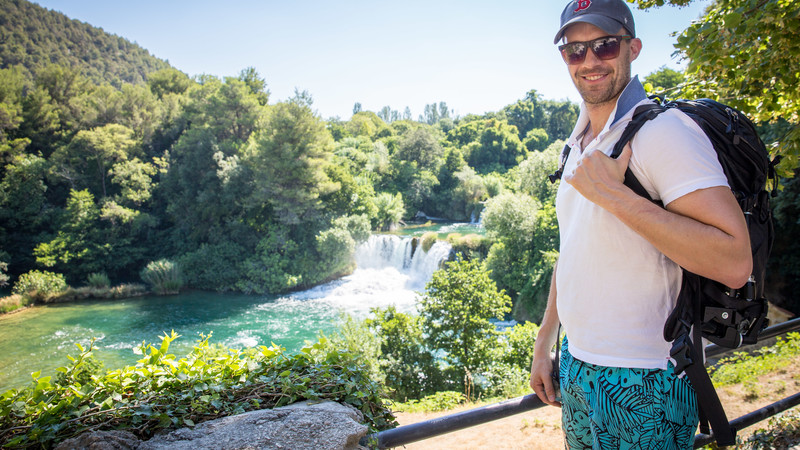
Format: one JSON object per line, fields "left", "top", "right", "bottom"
{"left": 553, "top": 0, "right": 635, "bottom": 44}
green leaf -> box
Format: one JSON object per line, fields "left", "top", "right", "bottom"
{"left": 724, "top": 12, "right": 743, "bottom": 29}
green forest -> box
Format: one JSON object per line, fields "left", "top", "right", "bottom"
{"left": 0, "top": 0, "right": 580, "bottom": 321}
{"left": 2, "top": 0, "right": 800, "bottom": 321}
{"left": 1, "top": 0, "right": 800, "bottom": 446}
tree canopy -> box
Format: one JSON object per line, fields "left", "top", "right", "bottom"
{"left": 633, "top": 0, "right": 800, "bottom": 170}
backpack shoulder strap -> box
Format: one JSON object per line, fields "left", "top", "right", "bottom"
{"left": 610, "top": 102, "right": 665, "bottom": 159}
{"left": 611, "top": 102, "right": 667, "bottom": 203}
{"left": 548, "top": 143, "right": 571, "bottom": 184}
{"left": 678, "top": 337, "right": 738, "bottom": 446}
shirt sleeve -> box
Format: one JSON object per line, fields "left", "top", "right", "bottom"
{"left": 628, "top": 108, "right": 729, "bottom": 206}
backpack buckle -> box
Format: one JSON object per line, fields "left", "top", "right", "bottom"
{"left": 670, "top": 334, "right": 694, "bottom": 374}
{"left": 548, "top": 169, "right": 563, "bottom": 184}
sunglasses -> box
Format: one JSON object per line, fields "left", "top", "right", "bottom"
{"left": 558, "top": 35, "right": 632, "bottom": 65}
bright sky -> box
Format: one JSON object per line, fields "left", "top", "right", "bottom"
{"left": 33, "top": 0, "right": 710, "bottom": 120}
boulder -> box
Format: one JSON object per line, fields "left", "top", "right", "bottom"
{"left": 57, "top": 401, "right": 369, "bottom": 450}
{"left": 55, "top": 430, "right": 140, "bottom": 450}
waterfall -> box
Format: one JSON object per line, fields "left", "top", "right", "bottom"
{"left": 288, "top": 234, "right": 452, "bottom": 314}
{"left": 355, "top": 235, "right": 452, "bottom": 288}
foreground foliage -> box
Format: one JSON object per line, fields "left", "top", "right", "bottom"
{"left": 0, "top": 332, "right": 396, "bottom": 448}
{"left": 324, "top": 259, "right": 539, "bottom": 403}
{"left": 743, "top": 409, "right": 800, "bottom": 449}
{"left": 709, "top": 332, "right": 800, "bottom": 402}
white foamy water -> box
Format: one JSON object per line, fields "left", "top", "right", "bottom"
{"left": 280, "top": 234, "right": 453, "bottom": 317}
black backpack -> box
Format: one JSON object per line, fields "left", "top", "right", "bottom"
{"left": 550, "top": 97, "right": 780, "bottom": 446}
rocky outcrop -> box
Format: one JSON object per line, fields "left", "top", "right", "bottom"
{"left": 55, "top": 401, "right": 368, "bottom": 450}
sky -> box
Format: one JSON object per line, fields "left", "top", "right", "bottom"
{"left": 32, "top": 0, "right": 711, "bottom": 120}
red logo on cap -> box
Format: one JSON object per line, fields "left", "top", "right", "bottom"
{"left": 575, "top": 0, "right": 592, "bottom": 12}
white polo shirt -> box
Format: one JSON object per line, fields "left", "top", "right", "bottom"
{"left": 556, "top": 77, "right": 728, "bottom": 370}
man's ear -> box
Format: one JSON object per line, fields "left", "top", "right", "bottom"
{"left": 629, "top": 38, "right": 642, "bottom": 62}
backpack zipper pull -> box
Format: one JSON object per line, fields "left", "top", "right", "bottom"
{"left": 725, "top": 108, "right": 741, "bottom": 145}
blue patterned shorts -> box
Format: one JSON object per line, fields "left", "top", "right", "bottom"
{"left": 559, "top": 338, "right": 699, "bottom": 449}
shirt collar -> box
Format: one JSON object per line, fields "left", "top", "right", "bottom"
{"left": 611, "top": 75, "right": 647, "bottom": 126}
{"left": 567, "top": 75, "right": 647, "bottom": 148}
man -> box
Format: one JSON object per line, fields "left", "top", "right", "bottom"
{"left": 528, "top": 0, "right": 752, "bottom": 448}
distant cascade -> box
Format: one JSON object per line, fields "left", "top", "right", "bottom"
{"left": 355, "top": 235, "right": 452, "bottom": 288}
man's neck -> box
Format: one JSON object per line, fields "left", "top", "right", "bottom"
{"left": 584, "top": 96, "right": 621, "bottom": 140}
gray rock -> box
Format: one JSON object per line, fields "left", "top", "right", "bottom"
{"left": 137, "top": 400, "right": 367, "bottom": 450}
{"left": 55, "top": 430, "right": 140, "bottom": 450}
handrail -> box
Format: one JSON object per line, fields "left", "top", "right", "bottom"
{"left": 372, "top": 393, "right": 546, "bottom": 448}
{"left": 693, "top": 392, "right": 800, "bottom": 448}
{"left": 365, "top": 317, "right": 800, "bottom": 449}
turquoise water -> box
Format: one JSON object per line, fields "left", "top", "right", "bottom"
{"left": 0, "top": 291, "right": 345, "bottom": 392}
{"left": 0, "top": 232, "right": 457, "bottom": 392}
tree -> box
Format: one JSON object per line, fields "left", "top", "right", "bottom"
{"left": 395, "top": 126, "right": 444, "bottom": 171}
{"left": 244, "top": 96, "right": 338, "bottom": 225}
{"left": 522, "top": 128, "right": 550, "bottom": 153}
{"left": 50, "top": 124, "right": 138, "bottom": 198}
{"left": 467, "top": 119, "right": 527, "bottom": 174}
{"left": 504, "top": 90, "right": 545, "bottom": 140}
{"left": 419, "top": 258, "right": 512, "bottom": 394}
{"left": 0, "top": 154, "right": 51, "bottom": 275}
{"left": 482, "top": 190, "right": 559, "bottom": 322}
{"left": 108, "top": 157, "right": 158, "bottom": 206}
{"left": 237, "top": 67, "right": 269, "bottom": 106}
{"left": 345, "top": 111, "right": 392, "bottom": 139}
{"left": 540, "top": 100, "right": 579, "bottom": 142}
{"left": 632, "top": 0, "right": 800, "bottom": 170}
{"left": 147, "top": 68, "right": 192, "bottom": 99}
{"left": 0, "top": 67, "right": 31, "bottom": 160}
{"left": 366, "top": 306, "right": 444, "bottom": 400}
{"left": 373, "top": 192, "right": 404, "bottom": 231}
{"left": 643, "top": 66, "right": 685, "bottom": 95}
{"left": 160, "top": 75, "right": 264, "bottom": 245}
{"left": 516, "top": 140, "right": 562, "bottom": 204}
{"left": 33, "top": 189, "right": 108, "bottom": 281}
{"left": 451, "top": 166, "right": 487, "bottom": 221}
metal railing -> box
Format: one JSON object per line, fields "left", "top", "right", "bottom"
{"left": 364, "top": 317, "right": 800, "bottom": 449}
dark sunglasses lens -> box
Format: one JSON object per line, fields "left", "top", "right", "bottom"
{"left": 592, "top": 37, "right": 621, "bottom": 60}
{"left": 562, "top": 43, "right": 586, "bottom": 65}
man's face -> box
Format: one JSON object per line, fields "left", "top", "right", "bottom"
{"left": 562, "top": 23, "right": 640, "bottom": 106}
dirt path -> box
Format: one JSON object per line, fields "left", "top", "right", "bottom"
{"left": 392, "top": 364, "right": 800, "bottom": 449}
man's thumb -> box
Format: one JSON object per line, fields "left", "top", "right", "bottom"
{"left": 617, "top": 142, "right": 633, "bottom": 168}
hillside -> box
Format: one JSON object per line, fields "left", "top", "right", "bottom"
{"left": 0, "top": 0, "right": 171, "bottom": 86}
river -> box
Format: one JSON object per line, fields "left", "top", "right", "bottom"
{"left": 0, "top": 232, "right": 462, "bottom": 392}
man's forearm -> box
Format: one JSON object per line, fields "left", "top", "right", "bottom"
{"left": 534, "top": 262, "right": 560, "bottom": 358}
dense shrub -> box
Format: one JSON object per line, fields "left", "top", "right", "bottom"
{"left": 743, "top": 409, "right": 800, "bottom": 449}
{"left": 446, "top": 233, "right": 492, "bottom": 259}
{"left": 0, "top": 333, "right": 396, "bottom": 448}
{"left": 86, "top": 272, "right": 110, "bottom": 289}
{"left": 366, "top": 306, "right": 445, "bottom": 401}
{"left": 140, "top": 259, "right": 184, "bottom": 295}
{"left": 11, "top": 270, "right": 68, "bottom": 299}
{"left": 178, "top": 242, "right": 246, "bottom": 292}
{"left": 420, "top": 231, "right": 438, "bottom": 252}
{"left": 316, "top": 227, "right": 356, "bottom": 275}
{"left": 0, "top": 294, "right": 31, "bottom": 314}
